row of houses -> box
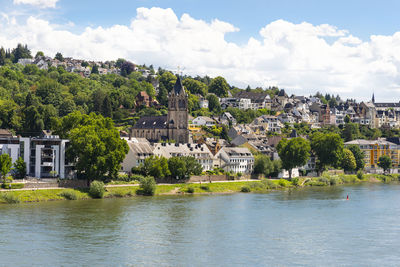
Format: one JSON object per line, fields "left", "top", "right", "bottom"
{"left": 121, "top": 138, "right": 254, "bottom": 174}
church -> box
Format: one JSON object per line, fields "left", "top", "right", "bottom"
{"left": 130, "top": 76, "right": 189, "bottom": 143}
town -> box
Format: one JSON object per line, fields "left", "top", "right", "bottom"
{"left": 0, "top": 44, "right": 399, "bottom": 187}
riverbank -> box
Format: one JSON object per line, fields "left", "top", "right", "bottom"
{"left": 0, "top": 174, "right": 398, "bottom": 204}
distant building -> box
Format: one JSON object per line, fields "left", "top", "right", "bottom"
{"left": 192, "top": 116, "right": 216, "bottom": 127}
{"left": 121, "top": 138, "right": 154, "bottom": 172}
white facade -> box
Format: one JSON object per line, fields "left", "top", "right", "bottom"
{"left": 153, "top": 143, "right": 214, "bottom": 171}
{"left": 121, "top": 138, "right": 154, "bottom": 172}
{"left": 214, "top": 147, "right": 254, "bottom": 174}
{"left": 192, "top": 116, "right": 216, "bottom": 127}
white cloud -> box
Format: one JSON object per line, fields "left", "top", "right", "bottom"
{"left": 1, "top": 7, "right": 400, "bottom": 101}
{"left": 13, "top": 0, "right": 58, "bottom": 9}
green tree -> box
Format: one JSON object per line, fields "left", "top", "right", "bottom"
{"left": 311, "top": 132, "right": 344, "bottom": 174}
{"left": 341, "top": 148, "right": 357, "bottom": 172}
{"left": 54, "top": 52, "right": 64, "bottom": 62}
{"left": 253, "top": 154, "right": 274, "bottom": 177}
{"left": 183, "top": 78, "right": 207, "bottom": 96}
{"left": 13, "top": 157, "right": 26, "bottom": 179}
{"left": 35, "top": 51, "right": 44, "bottom": 58}
{"left": 206, "top": 94, "right": 221, "bottom": 113}
{"left": 342, "top": 123, "right": 360, "bottom": 142}
{"left": 209, "top": 76, "right": 229, "bottom": 97}
{"left": 277, "top": 137, "right": 311, "bottom": 179}
{"left": 168, "top": 157, "right": 186, "bottom": 179}
{"left": 378, "top": 155, "right": 392, "bottom": 174}
{"left": 0, "top": 47, "right": 5, "bottom": 65}
{"left": 101, "top": 95, "right": 113, "bottom": 118}
{"left": 141, "top": 156, "right": 170, "bottom": 180}
{"left": 183, "top": 156, "right": 203, "bottom": 176}
{"left": 157, "top": 84, "right": 168, "bottom": 106}
{"left": 62, "top": 112, "right": 129, "bottom": 181}
{"left": 138, "top": 176, "right": 156, "bottom": 196}
{"left": 347, "top": 145, "right": 365, "bottom": 170}
{"left": 0, "top": 154, "right": 12, "bottom": 182}
{"left": 12, "top": 44, "right": 32, "bottom": 63}
{"left": 159, "top": 72, "right": 177, "bottom": 92}
{"left": 91, "top": 64, "right": 99, "bottom": 74}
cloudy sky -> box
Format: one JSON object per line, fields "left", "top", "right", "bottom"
{"left": 1, "top": 0, "right": 400, "bottom": 101}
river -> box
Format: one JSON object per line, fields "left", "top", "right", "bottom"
{"left": 1, "top": 184, "right": 400, "bottom": 266}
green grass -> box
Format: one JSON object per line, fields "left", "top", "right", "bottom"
{"left": 0, "top": 174, "right": 395, "bottom": 204}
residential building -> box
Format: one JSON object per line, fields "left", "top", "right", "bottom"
{"left": 121, "top": 138, "right": 154, "bottom": 172}
{"left": 192, "top": 116, "right": 216, "bottom": 127}
{"left": 344, "top": 139, "right": 399, "bottom": 170}
{"left": 214, "top": 147, "right": 254, "bottom": 174}
{"left": 153, "top": 143, "right": 214, "bottom": 171}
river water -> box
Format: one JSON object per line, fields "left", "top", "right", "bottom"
{"left": 1, "top": 184, "right": 400, "bottom": 266}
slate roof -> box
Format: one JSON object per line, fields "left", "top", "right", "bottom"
{"left": 234, "top": 91, "right": 270, "bottom": 103}
{"left": 375, "top": 102, "right": 400, "bottom": 108}
{"left": 174, "top": 76, "right": 184, "bottom": 95}
{"left": 133, "top": 115, "right": 167, "bottom": 129}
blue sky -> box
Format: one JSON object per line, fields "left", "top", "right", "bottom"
{"left": 2, "top": 0, "right": 400, "bottom": 101}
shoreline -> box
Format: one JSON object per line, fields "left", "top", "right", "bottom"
{"left": 0, "top": 174, "right": 398, "bottom": 204}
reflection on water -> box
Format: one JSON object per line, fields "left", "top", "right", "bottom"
{"left": 1, "top": 184, "right": 400, "bottom": 266}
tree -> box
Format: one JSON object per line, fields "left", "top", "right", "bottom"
{"left": 206, "top": 94, "right": 221, "bottom": 113}
{"left": 208, "top": 76, "right": 229, "bottom": 97}
{"left": 35, "top": 51, "right": 44, "bottom": 58}
{"left": 311, "top": 132, "right": 344, "bottom": 174}
{"left": 101, "top": 95, "right": 113, "bottom": 118}
{"left": 141, "top": 156, "right": 170, "bottom": 180}
{"left": 347, "top": 145, "right": 365, "bottom": 170}
{"left": 378, "top": 155, "right": 392, "bottom": 174}
{"left": 183, "top": 78, "right": 207, "bottom": 96}
{"left": 167, "top": 156, "right": 202, "bottom": 180}
{"left": 253, "top": 154, "right": 274, "bottom": 177}
{"left": 91, "top": 64, "right": 99, "bottom": 74}
{"left": 62, "top": 112, "right": 129, "bottom": 181}
{"left": 54, "top": 52, "right": 64, "bottom": 61}
{"left": 159, "top": 72, "right": 177, "bottom": 92}
{"left": 0, "top": 154, "right": 12, "bottom": 182}
{"left": 120, "top": 61, "right": 136, "bottom": 77}
{"left": 12, "top": 44, "right": 32, "bottom": 63}
{"left": 0, "top": 47, "right": 5, "bottom": 65}
{"left": 341, "top": 149, "right": 356, "bottom": 172}
{"left": 157, "top": 84, "right": 168, "bottom": 106}
{"left": 13, "top": 157, "right": 26, "bottom": 179}
{"left": 168, "top": 157, "right": 186, "bottom": 179}
{"left": 342, "top": 123, "right": 360, "bottom": 142}
{"left": 277, "top": 137, "right": 311, "bottom": 179}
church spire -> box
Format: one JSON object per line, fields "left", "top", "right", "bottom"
{"left": 372, "top": 92, "right": 375, "bottom": 103}
{"left": 173, "top": 75, "right": 185, "bottom": 95}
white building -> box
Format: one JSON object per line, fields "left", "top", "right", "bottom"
{"left": 121, "top": 138, "right": 154, "bottom": 172}
{"left": 192, "top": 116, "right": 216, "bottom": 127}
{"left": 153, "top": 143, "right": 214, "bottom": 171}
{"left": 199, "top": 98, "right": 209, "bottom": 109}
{"left": 0, "top": 130, "right": 71, "bottom": 179}
{"left": 214, "top": 147, "right": 254, "bottom": 174}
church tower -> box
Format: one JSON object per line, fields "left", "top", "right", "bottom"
{"left": 372, "top": 93, "right": 375, "bottom": 103}
{"left": 167, "top": 76, "right": 189, "bottom": 143}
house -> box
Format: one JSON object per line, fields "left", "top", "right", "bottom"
{"left": 136, "top": 91, "right": 151, "bottom": 107}
{"left": 234, "top": 91, "right": 271, "bottom": 110}
{"left": 121, "top": 138, "right": 154, "bottom": 172}
{"left": 220, "top": 112, "right": 237, "bottom": 126}
{"left": 199, "top": 97, "right": 209, "bottom": 109}
{"left": 214, "top": 147, "right": 254, "bottom": 174}
{"left": 252, "top": 115, "right": 282, "bottom": 133}
{"left": 0, "top": 130, "right": 20, "bottom": 164}
{"left": 192, "top": 116, "right": 216, "bottom": 127}
{"left": 153, "top": 143, "right": 214, "bottom": 171}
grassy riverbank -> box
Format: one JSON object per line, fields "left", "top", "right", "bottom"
{"left": 0, "top": 174, "right": 398, "bottom": 204}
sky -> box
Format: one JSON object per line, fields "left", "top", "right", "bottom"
{"left": 1, "top": 0, "right": 400, "bottom": 101}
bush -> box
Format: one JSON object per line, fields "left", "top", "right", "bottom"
{"left": 278, "top": 179, "right": 290, "bottom": 187}
{"left": 1, "top": 193, "right": 20, "bottom": 204}
{"left": 291, "top": 178, "right": 299, "bottom": 186}
{"left": 357, "top": 170, "right": 364, "bottom": 180}
{"left": 59, "top": 190, "right": 78, "bottom": 200}
{"left": 318, "top": 177, "right": 330, "bottom": 185}
{"left": 186, "top": 186, "right": 195, "bottom": 193}
{"left": 261, "top": 179, "right": 278, "bottom": 189}
{"left": 241, "top": 186, "right": 251, "bottom": 192}
{"left": 138, "top": 176, "right": 156, "bottom": 196}
{"left": 329, "top": 177, "right": 339, "bottom": 186}
{"left": 200, "top": 185, "right": 210, "bottom": 191}
{"left": 89, "top": 181, "right": 105, "bottom": 198}
{"left": 1, "top": 183, "right": 24, "bottom": 189}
